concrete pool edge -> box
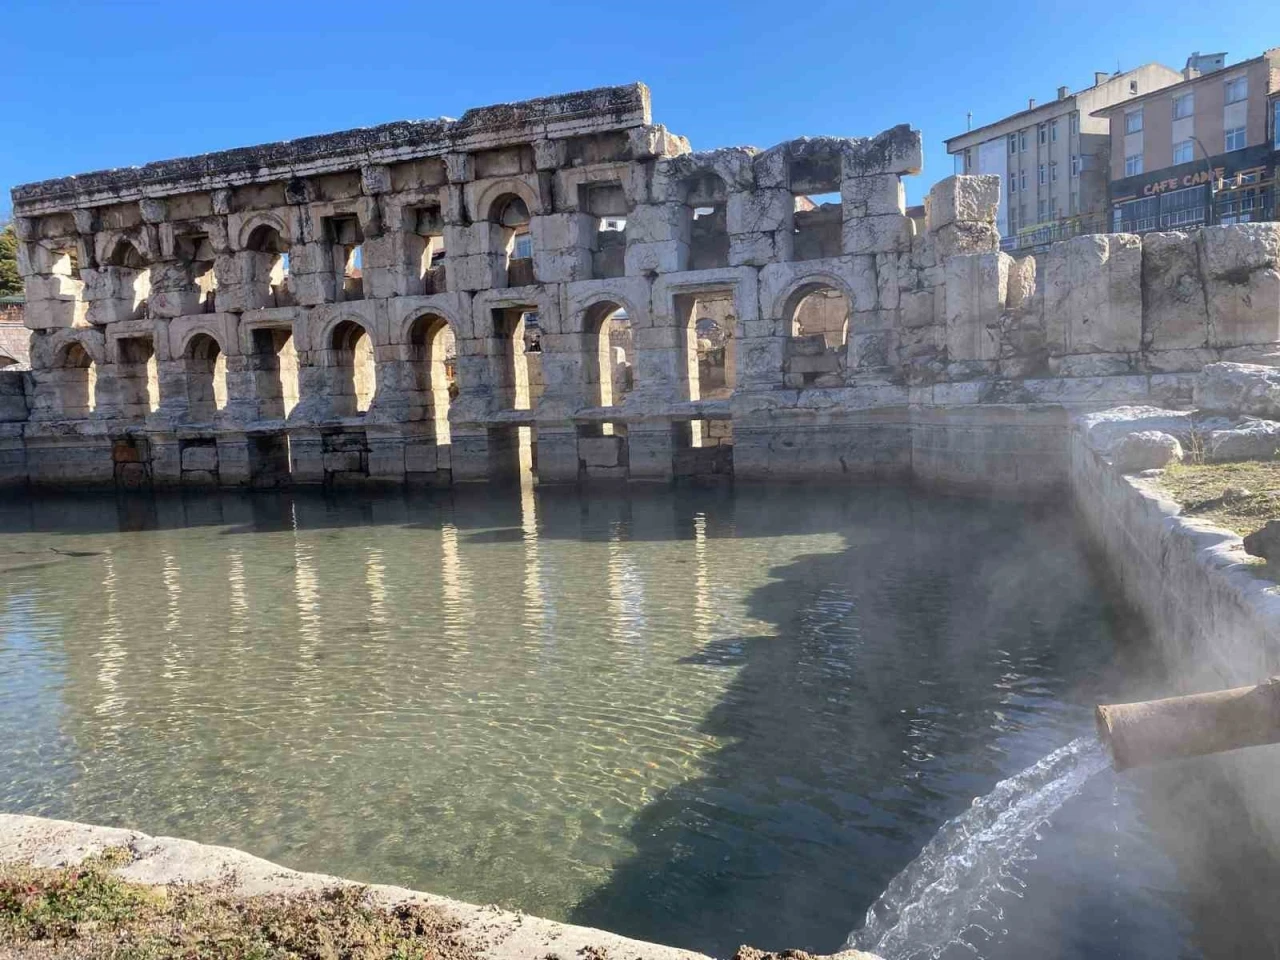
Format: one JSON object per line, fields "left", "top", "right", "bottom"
{"left": 1070, "top": 413, "right": 1280, "bottom": 857}
{"left": 0, "top": 813, "right": 884, "bottom": 960}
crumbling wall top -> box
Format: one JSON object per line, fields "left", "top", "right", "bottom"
{"left": 11, "top": 83, "right": 651, "bottom": 216}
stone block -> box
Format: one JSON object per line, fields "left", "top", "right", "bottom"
{"left": 729, "top": 231, "right": 790, "bottom": 267}
{"left": 931, "top": 221, "right": 1001, "bottom": 261}
{"left": 1141, "top": 231, "right": 1208, "bottom": 350}
{"left": 625, "top": 240, "right": 689, "bottom": 276}
{"left": 532, "top": 247, "right": 593, "bottom": 284}
{"left": 1041, "top": 234, "right": 1142, "bottom": 354}
{"left": 926, "top": 176, "right": 1001, "bottom": 230}
{"left": 726, "top": 190, "right": 793, "bottom": 235}
{"left": 739, "top": 336, "right": 785, "bottom": 382}
{"left": 579, "top": 436, "right": 622, "bottom": 468}
{"left": 1006, "top": 255, "right": 1036, "bottom": 309}
{"left": 139, "top": 198, "right": 167, "bottom": 223}
{"left": 323, "top": 451, "right": 363, "bottom": 473}
{"left": 24, "top": 298, "right": 85, "bottom": 331}
{"left": 842, "top": 174, "right": 905, "bottom": 219}
{"left": 841, "top": 125, "right": 923, "bottom": 177}
{"left": 405, "top": 441, "right": 439, "bottom": 472}
{"left": 1196, "top": 362, "right": 1280, "bottom": 416}
{"left": 1111, "top": 431, "right": 1183, "bottom": 471}
{"left": 531, "top": 213, "right": 597, "bottom": 252}
{"left": 1200, "top": 223, "right": 1280, "bottom": 347}
{"left": 900, "top": 288, "right": 936, "bottom": 329}
{"left": 24, "top": 273, "right": 82, "bottom": 302}
{"left": 629, "top": 124, "right": 689, "bottom": 161}
{"left": 1206, "top": 420, "right": 1280, "bottom": 461}
{"left": 180, "top": 445, "right": 219, "bottom": 471}
{"left": 625, "top": 203, "right": 689, "bottom": 245}
{"left": 361, "top": 164, "right": 392, "bottom": 195}
{"left": 842, "top": 214, "right": 912, "bottom": 256}
{"left": 944, "top": 252, "right": 1008, "bottom": 362}
{"left": 447, "top": 254, "right": 505, "bottom": 292}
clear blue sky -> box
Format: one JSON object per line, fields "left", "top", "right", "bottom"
{"left": 1, "top": 0, "right": 1272, "bottom": 214}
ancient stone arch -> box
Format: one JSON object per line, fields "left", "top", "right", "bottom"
{"left": 474, "top": 179, "right": 542, "bottom": 223}
{"left": 578, "top": 293, "right": 641, "bottom": 410}
{"left": 237, "top": 214, "right": 291, "bottom": 252}
{"left": 404, "top": 310, "right": 458, "bottom": 437}
{"left": 180, "top": 331, "right": 229, "bottom": 422}
{"left": 777, "top": 273, "right": 857, "bottom": 334}
{"left": 327, "top": 317, "right": 377, "bottom": 415}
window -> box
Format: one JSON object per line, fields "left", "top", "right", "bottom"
{"left": 1225, "top": 126, "right": 1247, "bottom": 151}
{"left": 1173, "top": 140, "right": 1194, "bottom": 164}
{"left": 1038, "top": 164, "right": 1046, "bottom": 185}
{"left": 1225, "top": 76, "right": 1248, "bottom": 104}
{"left": 1125, "top": 109, "right": 1143, "bottom": 134}
{"left": 1070, "top": 192, "right": 1078, "bottom": 214}
{"left": 1050, "top": 162, "right": 1058, "bottom": 182}
{"left": 1069, "top": 112, "right": 1079, "bottom": 137}
{"left": 1019, "top": 170, "right": 1027, "bottom": 190}
{"left": 515, "top": 234, "right": 533, "bottom": 258}
{"left": 1070, "top": 154, "right": 1081, "bottom": 177}
{"left": 1019, "top": 130, "right": 1028, "bottom": 152}
{"left": 1008, "top": 174, "right": 1016, "bottom": 195}
{"left": 1009, "top": 133, "right": 1017, "bottom": 155}
{"left": 1125, "top": 153, "right": 1143, "bottom": 176}
{"left": 1038, "top": 124, "right": 1047, "bottom": 145}
{"left": 964, "top": 148, "right": 972, "bottom": 173}
{"left": 1051, "top": 119, "right": 1059, "bottom": 142}
{"left": 1172, "top": 92, "right": 1194, "bottom": 119}
{"left": 1129, "top": 79, "right": 1139, "bottom": 94}
{"left": 1037, "top": 198, "right": 1048, "bottom": 219}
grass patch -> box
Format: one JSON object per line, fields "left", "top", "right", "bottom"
{"left": 0, "top": 849, "right": 477, "bottom": 959}
{"left": 1155, "top": 460, "right": 1280, "bottom": 537}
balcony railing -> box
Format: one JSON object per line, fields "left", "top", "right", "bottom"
{"left": 1112, "top": 182, "right": 1275, "bottom": 236}
{"left": 999, "top": 214, "right": 1108, "bottom": 252}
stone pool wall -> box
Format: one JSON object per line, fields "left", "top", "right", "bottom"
{"left": 0, "top": 814, "right": 883, "bottom": 960}
{"left": 6, "top": 83, "right": 1280, "bottom": 490}
{"left": 1070, "top": 410, "right": 1280, "bottom": 858}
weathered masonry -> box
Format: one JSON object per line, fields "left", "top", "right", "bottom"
{"left": 4, "top": 83, "right": 1279, "bottom": 490}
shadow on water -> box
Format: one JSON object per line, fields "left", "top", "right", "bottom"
{"left": 6, "top": 483, "right": 1280, "bottom": 958}
{"left": 568, "top": 493, "right": 1146, "bottom": 956}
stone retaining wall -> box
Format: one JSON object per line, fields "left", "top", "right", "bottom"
{"left": 1070, "top": 412, "right": 1280, "bottom": 856}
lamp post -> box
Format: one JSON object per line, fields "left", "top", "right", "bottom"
{"left": 1189, "top": 135, "right": 1216, "bottom": 226}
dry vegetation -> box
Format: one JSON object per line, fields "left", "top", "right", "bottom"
{"left": 0, "top": 850, "right": 477, "bottom": 960}
{"left": 1156, "top": 460, "right": 1280, "bottom": 537}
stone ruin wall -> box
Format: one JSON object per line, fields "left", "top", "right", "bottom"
{"left": 3, "top": 82, "right": 1279, "bottom": 490}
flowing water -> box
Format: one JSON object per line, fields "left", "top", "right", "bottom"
{"left": 0, "top": 485, "right": 1277, "bottom": 958}
{"left": 849, "top": 737, "right": 1110, "bottom": 958}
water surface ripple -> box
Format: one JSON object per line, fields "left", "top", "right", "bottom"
{"left": 0, "top": 486, "right": 1275, "bottom": 958}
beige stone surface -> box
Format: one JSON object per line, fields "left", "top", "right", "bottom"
{"left": 5, "top": 82, "right": 1280, "bottom": 488}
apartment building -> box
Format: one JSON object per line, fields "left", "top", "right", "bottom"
{"left": 1094, "top": 48, "right": 1280, "bottom": 233}
{"left": 945, "top": 63, "right": 1183, "bottom": 251}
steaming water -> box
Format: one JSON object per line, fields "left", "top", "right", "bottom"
{"left": 849, "top": 736, "right": 1110, "bottom": 959}
{"left": 1, "top": 485, "right": 1277, "bottom": 957}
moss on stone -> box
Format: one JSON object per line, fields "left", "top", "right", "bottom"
{"left": 0, "top": 849, "right": 477, "bottom": 959}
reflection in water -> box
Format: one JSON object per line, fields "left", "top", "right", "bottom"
{"left": 0, "top": 486, "right": 1276, "bottom": 959}
{"left": 94, "top": 555, "right": 127, "bottom": 724}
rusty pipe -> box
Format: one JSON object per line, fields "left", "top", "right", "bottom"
{"left": 1096, "top": 677, "right": 1280, "bottom": 771}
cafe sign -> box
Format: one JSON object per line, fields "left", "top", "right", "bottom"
{"left": 1112, "top": 143, "right": 1274, "bottom": 202}
{"left": 1142, "top": 167, "right": 1225, "bottom": 196}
